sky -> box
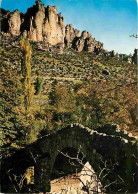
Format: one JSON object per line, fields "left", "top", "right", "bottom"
{"left": 1, "top": 0, "right": 137, "bottom": 54}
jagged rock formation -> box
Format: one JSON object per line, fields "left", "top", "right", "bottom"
{"left": 1, "top": 1, "right": 65, "bottom": 52}
{"left": 64, "top": 24, "right": 80, "bottom": 48}
{"left": 64, "top": 25, "right": 104, "bottom": 53}
{"left": 110, "top": 50, "right": 116, "bottom": 57}
{"left": 21, "top": 1, "right": 65, "bottom": 45}
{"left": 8, "top": 10, "right": 21, "bottom": 36}
{"left": 26, "top": 1, "right": 45, "bottom": 42}
{"left": 43, "top": 7, "right": 65, "bottom": 45}
{"left": 1, "top": 0, "right": 104, "bottom": 53}
{"left": 75, "top": 31, "right": 91, "bottom": 52}
{"left": 74, "top": 31, "right": 103, "bottom": 53}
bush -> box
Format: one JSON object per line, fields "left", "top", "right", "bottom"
{"left": 34, "top": 76, "right": 43, "bottom": 95}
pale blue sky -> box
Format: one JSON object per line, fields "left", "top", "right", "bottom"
{"left": 1, "top": 0, "right": 137, "bottom": 54}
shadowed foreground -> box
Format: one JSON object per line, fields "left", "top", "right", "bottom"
{"left": 1, "top": 124, "right": 137, "bottom": 193}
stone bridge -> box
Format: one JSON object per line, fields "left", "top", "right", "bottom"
{"left": 1, "top": 124, "right": 137, "bottom": 193}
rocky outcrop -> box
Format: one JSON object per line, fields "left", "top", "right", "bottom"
{"left": 1, "top": 1, "right": 65, "bottom": 48}
{"left": 110, "top": 50, "right": 116, "bottom": 57}
{"left": 0, "top": 8, "right": 14, "bottom": 34}
{"left": 43, "top": 7, "right": 65, "bottom": 46}
{"left": 1, "top": 1, "right": 104, "bottom": 54}
{"left": 27, "top": 1, "right": 45, "bottom": 41}
{"left": 65, "top": 24, "right": 80, "bottom": 48}
{"left": 64, "top": 26, "right": 104, "bottom": 53}
{"left": 74, "top": 31, "right": 90, "bottom": 52}
{"left": 74, "top": 30, "right": 103, "bottom": 53}
{"left": 21, "top": 1, "right": 65, "bottom": 46}
{"left": 8, "top": 10, "right": 21, "bottom": 36}
{"left": 0, "top": 9, "right": 21, "bottom": 36}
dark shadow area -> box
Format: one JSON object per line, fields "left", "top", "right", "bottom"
{"left": 51, "top": 147, "right": 87, "bottom": 180}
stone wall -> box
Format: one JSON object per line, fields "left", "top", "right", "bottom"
{"left": 1, "top": 124, "right": 137, "bottom": 193}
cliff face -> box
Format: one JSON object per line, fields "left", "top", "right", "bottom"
{"left": 43, "top": 6, "right": 65, "bottom": 46}
{"left": 65, "top": 24, "right": 80, "bottom": 48}
{"left": 74, "top": 31, "right": 103, "bottom": 53}
{"left": 27, "top": 1, "right": 45, "bottom": 42}
{"left": 21, "top": 1, "right": 65, "bottom": 45}
{"left": 1, "top": 1, "right": 104, "bottom": 53}
{"left": 8, "top": 10, "right": 21, "bottom": 36}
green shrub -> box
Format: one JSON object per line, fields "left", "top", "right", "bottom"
{"left": 34, "top": 76, "right": 43, "bottom": 95}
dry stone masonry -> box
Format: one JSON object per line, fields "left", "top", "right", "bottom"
{"left": 1, "top": 124, "right": 137, "bottom": 193}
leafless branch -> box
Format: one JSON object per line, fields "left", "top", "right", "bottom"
{"left": 7, "top": 169, "right": 18, "bottom": 193}
{"left": 7, "top": 168, "right": 27, "bottom": 193}
{"left": 104, "top": 179, "right": 117, "bottom": 189}
{"left": 58, "top": 150, "right": 106, "bottom": 193}
{"left": 129, "top": 34, "right": 138, "bottom": 39}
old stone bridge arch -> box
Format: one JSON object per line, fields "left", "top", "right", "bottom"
{"left": 1, "top": 124, "right": 137, "bottom": 193}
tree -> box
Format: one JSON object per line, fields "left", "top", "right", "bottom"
{"left": 58, "top": 150, "right": 120, "bottom": 194}
{"left": 129, "top": 33, "right": 138, "bottom": 39}
{"left": 72, "top": 76, "right": 137, "bottom": 133}
{"left": 20, "top": 38, "right": 34, "bottom": 119}
{"left": 47, "top": 82, "right": 76, "bottom": 130}
{"left": 0, "top": 62, "right": 24, "bottom": 154}
{"left": 34, "top": 76, "right": 43, "bottom": 95}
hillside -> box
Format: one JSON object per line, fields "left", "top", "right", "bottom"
{"left": 0, "top": 1, "right": 137, "bottom": 194}
{"left": 0, "top": 1, "right": 137, "bottom": 154}
{"left": 0, "top": 35, "right": 137, "bottom": 151}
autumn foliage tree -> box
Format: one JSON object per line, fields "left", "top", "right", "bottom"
{"left": 20, "top": 38, "right": 34, "bottom": 119}
{"left": 46, "top": 82, "right": 76, "bottom": 130}
{"left": 74, "top": 77, "right": 137, "bottom": 133}
{"left": 0, "top": 62, "right": 24, "bottom": 153}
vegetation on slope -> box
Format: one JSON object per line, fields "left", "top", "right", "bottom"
{"left": 0, "top": 39, "right": 137, "bottom": 155}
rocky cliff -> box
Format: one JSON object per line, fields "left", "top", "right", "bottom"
{"left": 64, "top": 24, "right": 80, "bottom": 48}
{"left": 1, "top": 0, "right": 104, "bottom": 53}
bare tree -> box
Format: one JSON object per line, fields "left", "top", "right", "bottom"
{"left": 58, "top": 149, "right": 124, "bottom": 194}
{"left": 129, "top": 33, "right": 138, "bottom": 39}
{"left": 7, "top": 169, "right": 27, "bottom": 193}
